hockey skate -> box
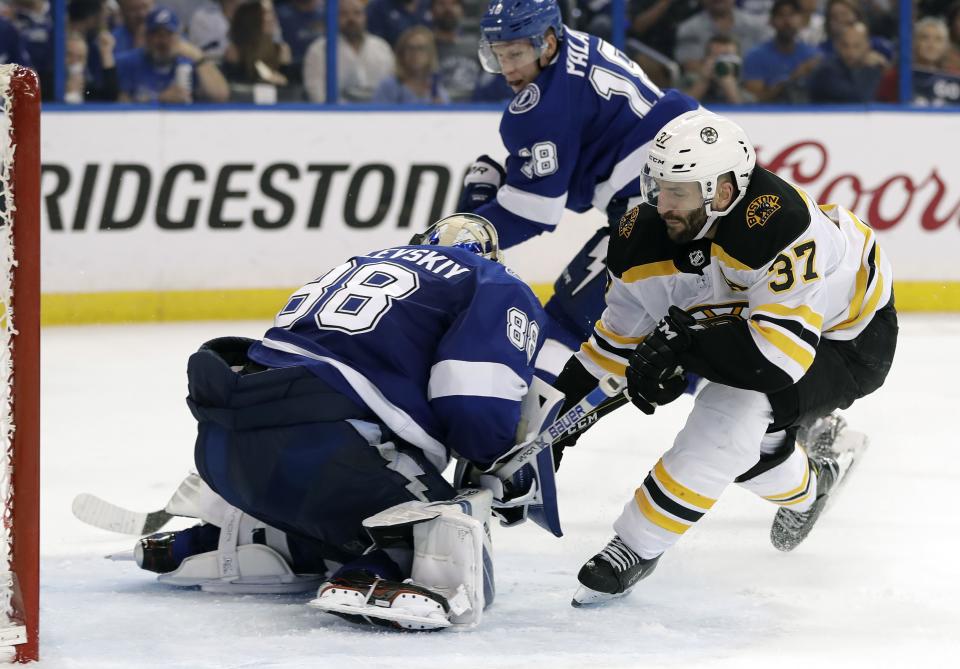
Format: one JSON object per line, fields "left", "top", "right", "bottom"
{"left": 771, "top": 417, "right": 868, "bottom": 552}
{"left": 798, "top": 412, "right": 848, "bottom": 458}
{"left": 310, "top": 571, "right": 452, "bottom": 631}
{"left": 571, "top": 535, "right": 660, "bottom": 607}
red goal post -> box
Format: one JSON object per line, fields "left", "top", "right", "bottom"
{"left": 0, "top": 64, "right": 40, "bottom": 663}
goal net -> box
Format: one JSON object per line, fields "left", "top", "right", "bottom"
{"left": 0, "top": 63, "right": 40, "bottom": 663}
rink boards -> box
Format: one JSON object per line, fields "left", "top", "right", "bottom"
{"left": 39, "top": 109, "right": 960, "bottom": 323}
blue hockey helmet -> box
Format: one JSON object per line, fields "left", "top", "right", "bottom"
{"left": 478, "top": 0, "right": 564, "bottom": 74}
{"left": 410, "top": 213, "right": 503, "bottom": 263}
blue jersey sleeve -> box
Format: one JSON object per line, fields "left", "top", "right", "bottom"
{"left": 428, "top": 266, "right": 545, "bottom": 468}
{"left": 477, "top": 81, "right": 580, "bottom": 249}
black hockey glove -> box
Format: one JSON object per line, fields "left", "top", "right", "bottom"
{"left": 456, "top": 154, "right": 505, "bottom": 212}
{"left": 626, "top": 306, "right": 696, "bottom": 415}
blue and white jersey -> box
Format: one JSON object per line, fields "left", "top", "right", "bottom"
{"left": 249, "top": 246, "right": 545, "bottom": 472}
{"left": 475, "top": 28, "right": 699, "bottom": 248}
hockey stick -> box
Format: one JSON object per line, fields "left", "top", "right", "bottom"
{"left": 71, "top": 493, "right": 175, "bottom": 535}
{"left": 495, "top": 374, "right": 626, "bottom": 480}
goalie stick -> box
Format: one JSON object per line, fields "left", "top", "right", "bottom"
{"left": 494, "top": 374, "right": 626, "bottom": 480}
{"left": 71, "top": 493, "right": 175, "bottom": 535}
{"left": 73, "top": 378, "right": 629, "bottom": 536}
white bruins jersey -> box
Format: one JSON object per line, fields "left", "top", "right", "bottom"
{"left": 576, "top": 166, "right": 893, "bottom": 392}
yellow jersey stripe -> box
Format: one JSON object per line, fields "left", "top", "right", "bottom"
{"left": 749, "top": 320, "right": 815, "bottom": 371}
{"left": 834, "top": 214, "right": 875, "bottom": 328}
{"left": 580, "top": 341, "right": 628, "bottom": 375}
{"left": 763, "top": 452, "right": 810, "bottom": 501}
{"left": 753, "top": 302, "right": 824, "bottom": 331}
{"left": 831, "top": 241, "right": 885, "bottom": 332}
{"left": 635, "top": 488, "right": 690, "bottom": 535}
{"left": 711, "top": 244, "right": 753, "bottom": 271}
{"left": 775, "top": 490, "right": 814, "bottom": 506}
{"left": 621, "top": 260, "right": 677, "bottom": 283}
{"left": 596, "top": 321, "right": 643, "bottom": 346}
{"left": 653, "top": 460, "right": 717, "bottom": 510}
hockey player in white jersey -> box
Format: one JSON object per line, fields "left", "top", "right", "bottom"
{"left": 120, "top": 214, "right": 567, "bottom": 630}
{"left": 549, "top": 111, "right": 898, "bottom": 605}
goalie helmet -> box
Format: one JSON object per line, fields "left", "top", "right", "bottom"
{"left": 411, "top": 213, "right": 503, "bottom": 263}
{"left": 640, "top": 110, "right": 757, "bottom": 220}
{"left": 478, "top": 0, "right": 564, "bottom": 74}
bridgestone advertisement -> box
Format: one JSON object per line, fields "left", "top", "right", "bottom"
{"left": 41, "top": 110, "right": 960, "bottom": 294}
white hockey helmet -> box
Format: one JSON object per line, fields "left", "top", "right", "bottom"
{"left": 640, "top": 110, "right": 757, "bottom": 219}
{"left": 411, "top": 213, "right": 503, "bottom": 263}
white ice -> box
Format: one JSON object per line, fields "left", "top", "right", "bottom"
{"left": 38, "top": 315, "right": 960, "bottom": 668}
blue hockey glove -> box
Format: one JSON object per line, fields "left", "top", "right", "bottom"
{"left": 456, "top": 155, "right": 505, "bottom": 212}
{"left": 626, "top": 306, "right": 696, "bottom": 415}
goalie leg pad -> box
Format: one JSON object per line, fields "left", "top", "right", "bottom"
{"left": 410, "top": 489, "right": 494, "bottom": 628}
{"left": 312, "top": 491, "right": 494, "bottom": 629}
{"left": 150, "top": 506, "right": 323, "bottom": 594}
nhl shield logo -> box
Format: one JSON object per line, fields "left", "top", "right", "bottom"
{"left": 688, "top": 249, "right": 705, "bottom": 267}
{"left": 700, "top": 127, "right": 718, "bottom": 144}
{"left": 746, "top": 194, "right": 781, "bottom": 228}
{"left": 619, "top": 206, "right": 639, "bottom": 238}
{"left": 509, "top": 84, "right": 541, "bottom": 114}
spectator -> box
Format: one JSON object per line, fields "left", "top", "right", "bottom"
{"left": 431, "top": 0, "right": 478, "bottom": 102}
{"left": 944, "top": 1, "right": 960, "bottom": 73}
{"left": 681, "top": 33, "right": 748, "bottom": 104}
{"left": 627, "top": 0, "right": 700, "bottom": 64}
{"left": 877, "top": 16, "right": 960, "bottom": 105}
{"left": 116, "top": 6, "right": 229, "bottom": 103}
{"left": 742, "top": 0, "right": 821, "bottom": 102}
{"left": 366, "top": 0, "right": 430, "bottom": 47}
{"left": 112, "top": 0, "right": 153, "bottom": 55}
{"left": 821, "top": 0, "right": 892, "bottom": 62}
{"left": 808, "top": 21, "right": 885, "bottom": 103}
{"left": 65, "top": 26, "right": 86, "bottom": 102}
{"left": 796, "top": 0, "right": 825, "bottom": 45}
{"left": 68, "top": 0, "right": 117, "bottom": 101}
{"left": 9, "top": 0, "right": 50, "bottom": 99}
{"left": 159, "top": 0, "right": 201, "bottom": 26}
{"left": 372, "top": 25, "right": 448, "bottom": 103}
{"left": 275, "top": 0, "right": 324, "bottom": 80}
{"left": 222, "top": 0, "right": 293, "bottom": 92}
{"left": 674, "top": 0, "right": 771, "bottom": 74}
{"left": 188, "top": 0, "right": 241, "bottom": 62}
{"left": 303, "top": 0, "right": 394, "bottom": 102}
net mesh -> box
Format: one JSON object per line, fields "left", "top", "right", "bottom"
{"left": 0, "top": 63, "right": 28, "bottom": 659}
{"left": 0, "top": 63, "right": 17, "bottom": 625}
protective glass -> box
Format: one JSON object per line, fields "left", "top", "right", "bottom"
{"left": 478, "top": 38, "right": 543, "bottom": 74}
{"left": 640, "top": 171, "right": 706, "bottom": 212}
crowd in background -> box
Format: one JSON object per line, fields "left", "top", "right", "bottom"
{"left": 2, "top": 0, "right": 959, "bottom": 105}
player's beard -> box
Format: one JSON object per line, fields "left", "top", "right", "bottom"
{"left": 661, "top": 207, "right": 708, "bottom": 244}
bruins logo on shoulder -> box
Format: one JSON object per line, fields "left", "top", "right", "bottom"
{"left": 746, "top": 194, "right": 781, "bottom": 228}
{"left": 619, "top": 206, "right": 639, "bottom": 238}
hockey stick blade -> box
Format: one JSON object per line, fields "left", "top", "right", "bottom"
{"left": 496, "top": 374, "right": 626, "bottom": 479}
{"left": 72, "top": 493, "right": 175, "bottom": 535}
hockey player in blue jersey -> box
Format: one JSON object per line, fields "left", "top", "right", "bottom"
{"left": 125, "top": 214, "right": 564, "bottom": 630}
{"left": 458, "top": 0, "right": 700, "bottom": 381}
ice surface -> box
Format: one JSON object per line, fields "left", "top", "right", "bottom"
{"left": 38, "top": 315, "right": 960, "bottom": 668}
